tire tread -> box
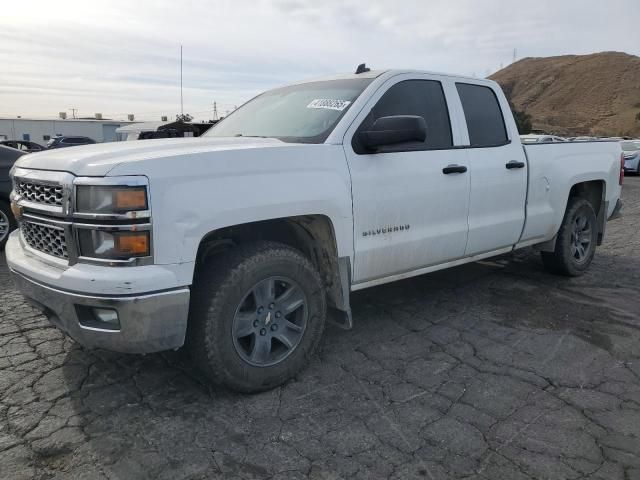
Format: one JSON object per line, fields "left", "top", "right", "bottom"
{"left": 541, "top": 197, "right": 597, "bottom": 277}
{"left": 188, "top": 241, "right": 325, "bottom": 392}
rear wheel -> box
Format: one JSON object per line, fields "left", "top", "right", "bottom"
{"left": 541, "top": 197, "right": 598, "bottom": 276}
{"left": 0, "top": 200, "right": 16, "bottom": 250}
{"left": 188, "top": 241, "right": 326, "bottom": 392}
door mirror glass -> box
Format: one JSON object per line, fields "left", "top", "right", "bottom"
{"left": 359, "top": 115, "right": 427, "bottom": 151}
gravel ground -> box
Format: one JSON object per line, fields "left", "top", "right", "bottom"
{"left": 1, "top": 177, "right": 639, "bottom": 480}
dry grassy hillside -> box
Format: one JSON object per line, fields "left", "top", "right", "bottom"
{"left": 490, "top": 51, "right": 640, "bottom": 137}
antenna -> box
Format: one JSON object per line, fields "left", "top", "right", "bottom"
{"left": 180, "top": 45, "right": 184, "bottom": 116}
{"left": 512, "top": 48, "right": 517, "bottom": 63}
{"left": 355, "top": 63, "right": 370, "bottom": 74}
{"left": 213, "top": 101, "right": 218, "bottom": 121}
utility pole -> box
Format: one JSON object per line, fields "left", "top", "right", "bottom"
{"left": 213, "top": 101, "right": 218, "bottom": 121}
{"left": 180, "top": 45, "right": 184, "bottom": 116}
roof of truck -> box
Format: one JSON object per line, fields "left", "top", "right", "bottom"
{"left": 292, "top": 69, "right": 491, "bottom": 85}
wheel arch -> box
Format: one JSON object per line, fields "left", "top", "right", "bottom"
{"left": 567, "top": 180, "right": 606, "bottom": 245}
{"left": 193, "top": 215, "right": 352, "bottom": 328}
{"left": 538, "top": 179, "right": 607, "bottom": 252}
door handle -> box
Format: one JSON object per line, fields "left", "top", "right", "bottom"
{"left": 442, "top": 165, "right": 468, "bottom": 174}
{"left": 506, "top": 160, "right": 526, "bottom": 169}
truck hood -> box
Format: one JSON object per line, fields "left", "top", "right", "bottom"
{"left": 14, "top": 137, "right": 288, "bottom": 176}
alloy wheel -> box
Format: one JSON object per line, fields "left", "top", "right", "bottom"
{"left": 0, "top": 209, "right": 9, "bottom": 244}
{"left": 570, "top": 214, "right": 593, "bottom": 263}
{"left": 232, "top": 276, "right": 308, "bottom": 367}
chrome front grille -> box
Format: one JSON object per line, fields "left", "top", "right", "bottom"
{"left": 15, "top": 180, "right": 64, "bottom": 206}
{"left": 21, "top": 222, "right": 68, "bottom": 259}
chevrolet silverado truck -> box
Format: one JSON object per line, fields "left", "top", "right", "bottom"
{"left": 6, "top": 67, "right": 624, "bottom": 392}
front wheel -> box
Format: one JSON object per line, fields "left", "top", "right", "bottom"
{"left": 0, "top": 200, "right": 17, "bottom": 250}
{"left": 541, "top": 197, "right": 598, "bottom": 276}
{"left": 188, "top": 241, "right": 326, "bottom": 392}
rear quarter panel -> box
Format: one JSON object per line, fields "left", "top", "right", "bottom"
{"left": 520, "top": 141, "right": 622, "bottom": 245}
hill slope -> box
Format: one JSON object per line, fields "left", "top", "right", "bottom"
{"left": 489, "top": 52, "right": 640, "bottom": 137}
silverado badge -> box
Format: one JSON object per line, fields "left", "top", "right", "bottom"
{"left": 362, "top": 224, "right": 410, "bottom": 237}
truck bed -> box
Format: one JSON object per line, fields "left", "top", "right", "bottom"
{"left": 519, "top": 140, "right": 623, "bottom": 247}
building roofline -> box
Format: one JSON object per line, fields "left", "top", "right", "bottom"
{"left": 0, "top": 117, "right": 135, "bottom": 124}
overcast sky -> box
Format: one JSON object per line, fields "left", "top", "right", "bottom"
{"left": 1, "top": 0, "right": 639, "bottom": 121}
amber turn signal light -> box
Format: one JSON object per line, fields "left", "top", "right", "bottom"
{"left": 114, "top": 188, "right": 147, "bottom": 211}
{"left": 114, "top": 232, "right": 150, "bottom": 256}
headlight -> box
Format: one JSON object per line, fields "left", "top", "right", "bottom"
{"left": 72, "top": 178, "right": 152, "bottom": 265}
{"left": 76, "top": 185, "right": 148, "bottom": 214}
{"left": 77, "top": 229, "right": 150, "bottom": 259}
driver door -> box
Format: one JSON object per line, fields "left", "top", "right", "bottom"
{"left": 343, "top": 74, "right": 471, "bottom": 285}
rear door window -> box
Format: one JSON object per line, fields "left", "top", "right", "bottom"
{"left": 456, "top": 83, "right": 508, "bottom": 147}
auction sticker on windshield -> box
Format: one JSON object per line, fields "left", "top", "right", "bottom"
{"left": 307, "top": 99, "right": 352, "bottom": 111}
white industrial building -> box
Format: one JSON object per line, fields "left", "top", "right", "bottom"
{"left": 0, "top": 116, "right": 136, "bottom": 145}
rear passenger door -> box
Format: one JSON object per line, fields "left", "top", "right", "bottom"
{"left": 456, "top": 82, "right": 527, "bottom": 256}
{"left": 344, "top": 74, "right": 471, "bottom": 284}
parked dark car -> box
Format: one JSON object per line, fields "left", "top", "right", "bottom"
{"left": 0, "top": 145, "right": 26, "bottom": 249}
{"left": 46, "top": 136, "right": 96, "bottom": 149}
{"left": 0, "top": 140, "right": 46, "bottom": 153}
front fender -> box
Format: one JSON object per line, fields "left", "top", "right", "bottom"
{"left": 109, "top": 144, "right": 355, "bottom": 272}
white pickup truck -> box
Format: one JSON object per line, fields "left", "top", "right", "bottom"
{"left": 6, "top": 67, "right": 624, "bottom": 392}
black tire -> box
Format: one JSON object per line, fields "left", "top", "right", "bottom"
{"left": 187, "top": 241, "right": 326, "bottom": 393}
{"left": 0, "top": 200, "right": 16, "bottom": 251}
{"left": 541, "top": 197, "right": 598, "bottom": 276}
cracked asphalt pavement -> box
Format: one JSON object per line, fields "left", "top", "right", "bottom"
{"left": 1, "top": 178, "right": 640, "bottom": 480}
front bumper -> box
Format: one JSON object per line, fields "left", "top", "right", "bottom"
{"left": 9, "top": 270, "right": 190, "bottom": 353}
{"left": 6, "top": 232, "right": 190, "bottom": 354}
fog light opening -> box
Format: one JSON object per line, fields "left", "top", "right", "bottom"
{"left": 77, "top": 305, "right": 121, "bottom": 332}
{"left": 93, "top": 308, "right": 120, "bottom": 326}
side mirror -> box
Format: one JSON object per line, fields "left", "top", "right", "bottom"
{"left": 359, "top": 115, "right": 427, "bottom": 151}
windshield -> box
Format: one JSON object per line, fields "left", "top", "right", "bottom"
{"left": 621, "top": 141, "right": 640, "bottom": 151}
{"left": 205, "top": 78, "right": 373, "bottom": 143}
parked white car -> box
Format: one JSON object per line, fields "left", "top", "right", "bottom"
{"left": 622, "top": 140, "right": 640, "bottom": 174}
{"left": 6, "top": 67, "right": 624, "bottom": 391}
{"left": 520, "top": 134, "right": 567, "bottom": 143}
